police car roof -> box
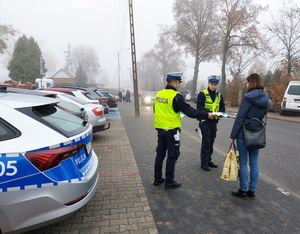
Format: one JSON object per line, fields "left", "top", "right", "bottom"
{"left": 0, "top": 92, "right": 58, "bottom": 109}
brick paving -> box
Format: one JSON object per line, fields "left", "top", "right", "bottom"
{"left": 28, "top": 119, "right": 158, "bottom": 234}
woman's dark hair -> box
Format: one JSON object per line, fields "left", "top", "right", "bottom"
{"left": 246, "top": 73, "right": 264, "bottom": 91}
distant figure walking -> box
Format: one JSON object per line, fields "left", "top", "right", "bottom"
{"left": 118, "top": 90, "right": 122, "bottom": 102}
{"left": 122, "top": 90, "right": 126, "bottom": 102}
{"left": 126, "top": 90, "right": 131, "bottom": 102}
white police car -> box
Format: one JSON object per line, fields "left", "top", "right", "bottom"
{"left": 0, "top": 92, "right": 99, "bottom": 233}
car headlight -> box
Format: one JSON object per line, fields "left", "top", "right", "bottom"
{"left": 144, "top": 97, "right": 151, "bottom": 103}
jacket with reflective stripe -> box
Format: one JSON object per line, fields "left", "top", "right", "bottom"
{"left": 154, "top": 89, "right": 181, "bottom": 129}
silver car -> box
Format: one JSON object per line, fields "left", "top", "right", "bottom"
{"left": 0, "top": 92, "right": 99, "bottom": 233}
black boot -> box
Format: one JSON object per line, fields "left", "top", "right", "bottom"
{"left": 201, "top": 165, "right": 211, "bottom": 171}
{"left": 153, "top": 178, "right": 165, "bottom": 186}
{"left": 208, "top": 162, "right": 218, "bottom": 168}
{"left": 247, "top": 190, "right": 255, "bottom": 199}
{"left": 164, "top": 180, "right": 181, "bottom": 189}
{"left": 232, "top": 189, "right": 247, "bottom": 198}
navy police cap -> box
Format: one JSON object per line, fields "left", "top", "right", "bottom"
{"left": 166, "top": 72, "right": 183, "bottom": 82}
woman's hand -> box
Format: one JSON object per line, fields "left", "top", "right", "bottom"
{"left": 231, "top": 113, "right": 237, "bottom": 119}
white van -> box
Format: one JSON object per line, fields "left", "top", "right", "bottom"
{"left": 280, "top": 80, "right": 300, "bottom": 115}
{"left": 35, "top": 78, "right": 54, "bottom": 89}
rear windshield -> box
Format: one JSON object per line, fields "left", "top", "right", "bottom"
{"left": 288, "top": 85, "right": 300, "bottom": 95}
{"left": 18, "top": 104, "right": 88, "bottom": 137}
{"left": 57, "top": 100, "right": 82, "bottom": 116}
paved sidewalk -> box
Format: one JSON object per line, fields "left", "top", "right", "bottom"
{"left": 28, "top": 119, "right": 158, "bottom": 234}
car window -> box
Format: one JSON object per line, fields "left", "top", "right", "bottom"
{"left": 60, "top": 93, "right": 88, "bottom": 105}
{"left": 287, "top": 85, "right": 300, "bottom": 95}
{"left": 84, "top": 92, "right": 97, "bottom": 100}
{"left": 18, "top": 104, "right": 88, "bottom": 137}
{"left": 96, "top": 91, "right": 108, "bottom": 97}
{"left": 0, "top": 118, "right": 21, "bottom": 141}
{"left": 57, "top": 100, "right": 82, "bottom": 115}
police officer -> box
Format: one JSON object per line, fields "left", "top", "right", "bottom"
{"left": 197, "top": 75, "right": 225, "bottom": 171}
{"left": 153, "top": 73, "right": 214, "bottom": 189}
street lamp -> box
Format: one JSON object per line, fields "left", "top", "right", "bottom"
{"left": 117, "top": 48, "right": 129, "bottom": 92}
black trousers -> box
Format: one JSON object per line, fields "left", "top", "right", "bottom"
{"left": 154, "top": 129, "right": 180, "bottom": 184}
{"left": 200, "top": 121, "right": 217, "bottom": 166}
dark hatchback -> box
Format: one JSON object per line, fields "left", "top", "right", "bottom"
{"left": 96, "top": 90, "right": 117, "bottom": 108}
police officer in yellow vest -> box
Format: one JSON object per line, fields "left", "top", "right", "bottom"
{"left": 154, "top": 73, "right": 214, "bottom": 189}
{"left": 197, "top": 75, "right": 225, "bottom": 171}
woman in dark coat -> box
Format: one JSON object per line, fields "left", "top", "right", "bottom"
{"left": 230, "top": 73, "right": 269, "bottom": 199}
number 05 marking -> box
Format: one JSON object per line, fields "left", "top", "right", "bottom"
{"left": 0, "top": 161, "right": 17, "bottom": 177}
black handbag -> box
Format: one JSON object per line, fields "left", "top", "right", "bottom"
{"left": 243, "top": 113, "right": 267, "bottom": 149}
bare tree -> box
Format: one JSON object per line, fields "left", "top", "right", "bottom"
{"left": 148, "top": 30, "right": 184, "bottom": 82}
{"left": 173, "top": 0, "right": 219, "bottom": 98}
{"left": 266, "top": 2, "right": 300, "bottom": 76}
{"left": 137, "top": 52, "right": 161, "bottom": 91}
{"left": 217, "top": 0, "right": 264, "bottom": 95}
{"left": 138, "top": 30, "right": 184, "bottom": 91}
{"left": 72, "top": 46, "right": 100, "bottom": 84}
{"left": 227, "top": 46, "right": 259, "bottom": 79}
{"left": 248, "top": 59, "right": 267, "bottom": 77}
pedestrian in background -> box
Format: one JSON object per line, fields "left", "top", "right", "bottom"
{"left": 197, "top": 75, "right": 225, "bottom": 171}
{"left": 126, "top": 90, "right": 131, "bottom": 102}
{"left": 122, "top": 90, "right": 126, "bottom": 102}
{"left": 230, "top": 73, "right": 268, "bottom": 199}
{"left": 153, "top": 73, "right": 214, "bottom": 189}
{"left": 118, "top": 90, "right": 122, "bottom": 102}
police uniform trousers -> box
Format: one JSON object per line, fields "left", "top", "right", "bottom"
{"left": 154, "top": 128, "right": 180, "bottom": 184}
{"left": 199, "top": 120, "right": 217, "bottom": 167}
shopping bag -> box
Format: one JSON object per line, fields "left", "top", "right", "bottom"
{"left": 221, "top": 142, "right": 239, "bottom": 181}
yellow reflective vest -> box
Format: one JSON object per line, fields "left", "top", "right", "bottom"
{"left": 203, "top": 89, "right": 221, "bottom": 112}
{"left": 154, "top": 89, "right": 181, "bottom": 130}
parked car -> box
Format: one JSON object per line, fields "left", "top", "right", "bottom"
{"left": 280, "top": 80, "right": 300, "bottom": 115}
{"left": 4, "top": 87, "right": 88, "bottom": 120}
{"left": 54, "top": 86, "right": 111, "bottom": 112}
{"left": 40, "top": 90, "right": 110, "bottom": 132}
{"left": 142, "top": 91, "right": 156, "bottom": 106}
{"left": 96, "top": 90, "right": 118, "bottom": 108}
{"left": 179, "top": 90, "right": 192, "bottom": 101}
{"left": 0, "top": 92, "right": 99, "bottom": 233}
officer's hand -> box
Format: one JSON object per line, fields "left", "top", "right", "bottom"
{"left": 207, "top": 113, "right": 213, "bottom": 119}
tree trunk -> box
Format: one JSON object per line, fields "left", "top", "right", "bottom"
{"left": 191, "top": 52, "right": 200, "bottom": 101}
{"left": 287, "top": 51, "right": 292, "bottom": 75}
{"left": 221, "top": 40, "right": 229, "bottom": 97}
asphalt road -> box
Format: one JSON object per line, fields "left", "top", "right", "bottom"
{"left": 120, "top": 102, "right": 300, "bottom": 196}
{"left": 118, "top": 101, "right": 300, "bottom": 233}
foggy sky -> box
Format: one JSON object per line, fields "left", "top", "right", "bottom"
{"left": 0, "top": 0, "right": 281, "bottom": 88}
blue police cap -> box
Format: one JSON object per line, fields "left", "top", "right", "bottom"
{"left": 208, "top": 75, "right": 220, "bottom": 84}
{"left": 166, "top": 72, "right": 182, "bottom": 82}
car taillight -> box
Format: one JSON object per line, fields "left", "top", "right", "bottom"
{"left": 282, "top": 97, "right": 287, "bottom": 107}
{"left": 92, "top": 107, "right": 103, "bottom": 116}
{"left": 25, "top": 144, "right": 85, "bottom": 171}
{"left": 99, "top": 97, "right": 107, "bottom": 104}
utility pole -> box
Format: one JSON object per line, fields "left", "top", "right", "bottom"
{"left": 128, "top": 0, "right": 140, "bottom": 117}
